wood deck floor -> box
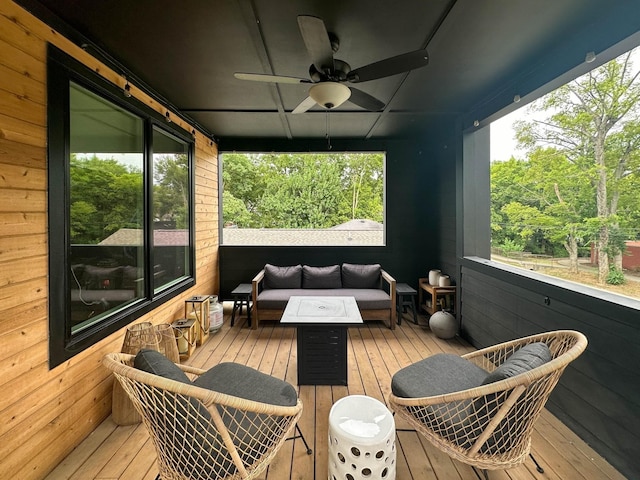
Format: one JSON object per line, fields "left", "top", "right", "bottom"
{"left": 46, "top": 312, "right": 626, "bottom": 480}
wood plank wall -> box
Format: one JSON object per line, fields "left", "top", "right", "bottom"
{"left": 0, "top": 1, "right": 219, "bottom": 478}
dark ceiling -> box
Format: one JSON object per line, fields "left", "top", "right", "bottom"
{"left": 17, "top": 0, "right": 639, "bottom": 140}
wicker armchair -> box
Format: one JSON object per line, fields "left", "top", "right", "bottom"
{"left": 389, "top": 330, "right": 587, "bottom": 476}
{"left": 103, "top": 352, "right": 305, "bottom": 480}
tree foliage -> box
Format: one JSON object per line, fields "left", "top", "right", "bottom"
{"left": 70, "top": 155, "right": 143, "bottom": 244}
{"left": 493, "top": 48, "right": 640, "bottom": 283}
{"left": 221, "top": 152, "right": 384, "bottom": 229}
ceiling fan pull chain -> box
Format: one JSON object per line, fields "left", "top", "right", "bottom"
{"left": 326, "top": 110, "right": 332, "bottom": 150}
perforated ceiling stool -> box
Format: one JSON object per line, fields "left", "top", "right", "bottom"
{"left": 328, "top": 395, "right": 396, "bottom": 480}
{"left": 395, "top": 283, "right": 418, "bottom": 325}
{"left": 230, "top": 283, "right": 252, "bottom": 327}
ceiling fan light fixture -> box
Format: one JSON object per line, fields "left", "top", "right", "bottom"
{"left": 309, "top": 82, "right": 351, "bottom": 109}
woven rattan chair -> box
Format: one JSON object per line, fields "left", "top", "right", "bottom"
{"left": 389, "top": 330, "right": 587, "bottom": 478}
{"left": 103, "top": 352, "right": 307, "bottom": 480}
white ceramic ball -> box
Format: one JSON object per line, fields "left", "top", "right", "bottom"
{"left": 429, "top": 310, "right": 457, "bottom": 339}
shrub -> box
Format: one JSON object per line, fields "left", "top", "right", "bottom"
{"left": 606, "top": 267, "right": 625, "bottom": 285}
{"left": 501, "top": 238, "right": 525, "bottom": 255}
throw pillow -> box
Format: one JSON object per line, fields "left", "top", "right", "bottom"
{"left": 302, "top": 265, "right": 342, "bottom": 289}
{"left": 341, "top": 263, "right": 381, "bottom": 289}
{"left": 482, "top": 342, "right": 552, "bottom": 384}
{"left": 134, "top": 349, "right": 192, "bottom": 385}
{"left": 264, "top": 264, "right": 302, "bottom": 289}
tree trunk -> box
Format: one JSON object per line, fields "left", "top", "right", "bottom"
{"left": 597, "top": 227, "right": 609, "bottom": 284}
{"left": 594, "top": 129, "right": 610, "bottom": 284}
{"left": 563, "top": 236, "right": 579, "bottom": 274}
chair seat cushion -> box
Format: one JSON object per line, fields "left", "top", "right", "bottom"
{"left": 391, "top": 353, "right": 488, "bottom": 398}
{"left": 482, "top": 342, "right": 552, "bottom": 385}
{"left": 194, "top": 362, "right": 298, "bottom": 406}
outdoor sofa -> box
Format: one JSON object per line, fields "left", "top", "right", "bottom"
{"left": 251, "top": 263, "right": 396, "bottom": 330}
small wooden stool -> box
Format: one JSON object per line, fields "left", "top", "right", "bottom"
{"left": 396, "top": 283, "right": 418, "bottom": 325}
{"left": 231, "top": 283, "right": 252, "bottom": 327}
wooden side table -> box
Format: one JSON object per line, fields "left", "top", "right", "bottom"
{"left": 418, "top": 278, "right": 456, "bottom": 315}
{"left": 395, "top": 283, "right": 418, "bottom": 325}
{"left": 230, "top": 283, "right": 252, "bottom": 327}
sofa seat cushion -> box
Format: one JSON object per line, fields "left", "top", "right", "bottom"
{"left": 257, "top": 288, "right": 391, "bottom": 310}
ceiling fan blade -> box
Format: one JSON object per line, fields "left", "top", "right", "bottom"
{"left": 348, "top": 87, "right": 385, "bottom": 111}
{"left": 297, "top": 15, "right": 334, "bottom": 73}
{"left": 234, "top": 73, "right": 311, "bottom": 84}
{"left": 347, "top": 49, "right": 429, "bottom": 83}
{"left": 292, "top": 96, "right": 317, "bottom": 114}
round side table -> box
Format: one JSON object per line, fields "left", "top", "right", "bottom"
{"left": 328, "top": 395, "right": 396, "bottom": 480}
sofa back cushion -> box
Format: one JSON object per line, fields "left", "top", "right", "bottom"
{"left": 302, "top": 265, "right": 342, "bottom": 289}
{"left": 264, "top": 264, "right": 302, "bottom": 289}
{"left": 342, "top": 263, "right": 381, "bottom": 289}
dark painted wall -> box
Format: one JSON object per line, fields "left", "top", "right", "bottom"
{"left": 458, "top": 260, "right": 640, "bottom": 478}
{"left": 217, "top": 135, "right": 451, "bottom": 299}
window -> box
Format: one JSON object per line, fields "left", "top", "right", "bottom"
{"left": 48, "top": 46, "right": 194, "bottom": 366}
{"left": 479, "top": 45, "right": 640, "bottom": 302}
{"left": 221, "top": 152, "right": 385, "bottom": 246}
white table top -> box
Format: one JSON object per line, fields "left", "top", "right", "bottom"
{"left": 280, "top": 296, "right": 363, "bottom": 326}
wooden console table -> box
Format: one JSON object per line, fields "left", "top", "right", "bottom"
{"left": 418, "top": 277, "right": 456, "bottom": 315}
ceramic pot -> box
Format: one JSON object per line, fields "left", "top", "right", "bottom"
{"left": 438, "top": 275, "right": 451, "bottom": 287}
{"left": 428, "top": 269, "right": 441, "bottom": 285}
{"left": 429, "top": 310, "right": 457, "bottom": 339}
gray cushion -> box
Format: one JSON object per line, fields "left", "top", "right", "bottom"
{"left": 194, "top": 362, "right": 298, "bottom": 406}
{"left": 257, "top": 288, "right": 391, "bottom": 310}
{"left": 134, "top": 348, "right": 192, "bottom": 385}
{"left": 302, "top": 265, "right": 342, "bottom": 289}
{"left": 391, "top": 353, "right": 488, "bottom": 398}
{"left": 194, "top": 363, "right": 298, "bottom": 468}
{"left": 264, "top": 264, "right": 302, "bottom": 289}
{"left": 482, "top": 342, "right": 552, "bottom": 385}
{"left": 341, "top": 263, "right": 381, "bottom": 289}
{"left": 133, "top": 350, "right": 234, "bottom": 478}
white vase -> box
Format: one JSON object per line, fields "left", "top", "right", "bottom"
{"left": 428, "top": 269, "right": 441, "bottom": 285}
{"left": 429, "top": 310, "right": 457, "bottom": 339}
{"left": 438, "top": 275, "right": 450, "bottom": 287}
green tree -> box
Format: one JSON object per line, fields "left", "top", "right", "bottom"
{"left": 221, "top": 152, "right": 384, "bottom": 229}
{"left": 153, "top": 154, "right": 189, "bottom": 228}
{"left": 70, "top": 155, "right": 143, "bottom": 244}
{"left": 515, "top": 49, "right": 640, "bottom": 283}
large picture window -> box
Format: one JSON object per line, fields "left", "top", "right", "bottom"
{"left": 221, "top": 152, "right": 385, "bottom": 246}
{"left": 48, "top": 46, "right": 195, "bottom": 366}
{"left": 464, "top": 43, "right": 640, "bottom": 305}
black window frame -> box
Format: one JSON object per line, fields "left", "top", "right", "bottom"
{"left": 47, "top": 45, "right": 195, "bottom": 367}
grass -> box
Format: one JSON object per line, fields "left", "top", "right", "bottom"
{"left": 493, "top": 255, "right": 640, "bottom": 301}
{"left": 538, "top": 266, "right": 640, "bottom": 299}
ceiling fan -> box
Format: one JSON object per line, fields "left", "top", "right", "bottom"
{"left": 234, "top": 15, "right": 429, "bottom": 114}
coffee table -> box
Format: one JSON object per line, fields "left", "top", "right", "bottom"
{"left": 281, "top": 296, "right": 363, "bottom": 385}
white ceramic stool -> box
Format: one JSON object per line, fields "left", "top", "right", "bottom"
{"left": 328, "top": 395, "right": 396, "bottom": 480}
